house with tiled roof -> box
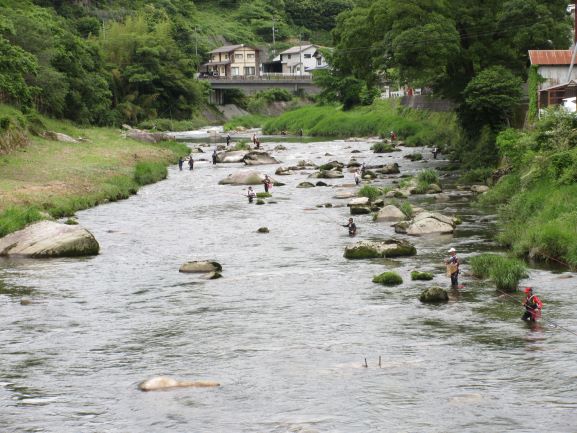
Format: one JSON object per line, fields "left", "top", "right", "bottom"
{"left": 279, "top": 44, "right": 327, "bottom": 75}
{"left": 529, "top": 50, "right": 577, "bottom": 109}
{"left": 202, "top": 44, "right": 261, "bottom": 78}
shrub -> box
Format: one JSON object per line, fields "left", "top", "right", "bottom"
{"left": 232, "top": 140, "right": 251, "bottom": 151}
{"left": 405, "top": 153, "right": 423, "bottom": 161}
{"left": 372, "top": 142, "right": 396, "bottom": 153}
{"left": 0, "top": 207, "right": 46, "bottom": 238}
{"left": 417, "top": 168, "right": 440, "bottom": 185}
{"left": 134, "top": 161, "right": 167, "bottom": 185}
{"left": 459, "top": 167, "right": 493, "bottom": 184}
{"left": 399, "top": 201, "right": 413, "bottom": 218}
{"left": 469, "top": 253, "right": 528, "bottom": 292}
{"left": 256, "top": 192, "right": 271, "bottom": 198}
{"left": 373, "top": 271, "right": 403, "bottom": 286}
{"left": 358, "top": 185, "right": 382, "bottom": 201}
{"left": 411, "top": 271, "right": 434, "bottom": 281}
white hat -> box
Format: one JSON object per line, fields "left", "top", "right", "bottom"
{"left": 448, "top": 247, "right": 456, "bottom": 253}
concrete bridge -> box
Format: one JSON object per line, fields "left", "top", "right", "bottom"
{"left": 200, "top": 75, "right": 321, "bottom": 104}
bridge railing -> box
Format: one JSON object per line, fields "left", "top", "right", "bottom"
{"left": 199, "top": 73, "right": 314, "bottom": 82}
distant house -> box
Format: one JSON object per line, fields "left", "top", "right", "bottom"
{"left": 528, "top": 50, "right": 577, "bottom": 109}
{"left": 279, "top": 44, "right": 328, "bottom": 75}
{"left": 202, "top": 45, "right": 260, "bottom": 78}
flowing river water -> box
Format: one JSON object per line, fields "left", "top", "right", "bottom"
{"left": 0, "top": 134, "right": 576, "bottom": 433}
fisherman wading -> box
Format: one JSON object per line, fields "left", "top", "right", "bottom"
{"left": 522, "top": 287, "right": 543, "bottom": 322}
{"left": 445, "top": 247, "right": 459, "bottom": 288}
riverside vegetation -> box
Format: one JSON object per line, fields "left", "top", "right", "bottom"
{"left": 0, "top": 104, "right": 189, "bottom": 237}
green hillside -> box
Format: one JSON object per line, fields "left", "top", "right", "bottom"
{"left": 0, "top": 0, "right": 348, "bottom": 127}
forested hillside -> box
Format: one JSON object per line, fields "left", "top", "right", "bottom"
{"left": 0, "top": 0, "right": 350, "bottom": 127}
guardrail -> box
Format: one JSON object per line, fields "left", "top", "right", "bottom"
{"left": 199, "top": 74, "right": 314, "bottom": 82}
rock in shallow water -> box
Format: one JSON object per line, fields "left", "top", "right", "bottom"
{"left": 138, "top": 376, "right": 220, "bottom": 391}
{"left": 419, "top": 287, "right": 449, "bottom": 303}
{"left": 179, "top": 261, "right": 222, "bottom": 273}
{"left": 344, "top": 240, "right": 416, "bottom": 259}
{"left": 0, "top": 221, "right": 99, "bottom": 257}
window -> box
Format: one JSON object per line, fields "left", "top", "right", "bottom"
{"left": 235, "top": 53, "right": 243, "bottom": 60}
{"left": 232, "top": 67, "right": 240, "bottom": 76}
{"left": 288, "top": 54, "right": 292, "bottom": 59}
{"left": 304, "top": 54, "right": 312, "bottom": 59}
{"left": 317, "top": 58, "right": 322, "bottom": 66}
{"left": 244, "top": 66, "right": 255, "bottom": 76}
{"left": 224, "top": 54, "right": 229, "bottom": 59}
{"left": 247, "top": 53, "right": 255, "bottom": 59}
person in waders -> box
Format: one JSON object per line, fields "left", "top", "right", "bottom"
{"left": 178, "top": 157, "right": 184, "bottom": 171}
{"left": 522, "top": 287, "right": 543, "bottom": 322}
{"left": 354, "top": 170, "right": 361, "bottom": 186}
{"left": 262, "top": 175, "right": 272, "bottom": 193}
{"left": 212, "top": 149, "right": 217, "bottom": 165}
{"left": 445, "top": 247, "right": 459, "bottom": 288}
{"left": 247, "top": 186, "right": 256, "bottom": 203}
{"left": 188, "top": 157, "right": 194, "bottom": 171}
{"left": 432, "top": 146, "right": 439, "bottom": 159}
{"left": 226, "top": 134, "right": 231, "bottom": 146}
{"left": 342, "top": 218, "right": 357, "bottom": 237}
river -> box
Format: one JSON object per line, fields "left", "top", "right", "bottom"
{"left": 1, "top": 135, "right": 576, "bottom": 432}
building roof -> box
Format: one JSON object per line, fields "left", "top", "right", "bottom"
{"left": 209, "top": 44, "right": 259, "bottom": 54}
{"left": 529, "top": 50, "right": 574, "bottom": 66}
{"left": 280, "top": 44, "right": 316, "bottom": 55}
{"left": 539, "top": 80, "right": 577, "bottom": 92}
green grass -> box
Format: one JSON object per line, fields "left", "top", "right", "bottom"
{"left": 137, "top": 117, "right": 209, "bottom": 132}
{"left": 411, "top": 271, "right": 434, "bottom": 281}
{"left": 134, "top": 161, "right": 168, "bottom": 186}
{"left": 263, "top": 100, "right": 459, "bottom": 144}
{"left": 0, "top": 207, "right": 45, "bottom": 238}
{"left": 256, "top": 192, "right": 271, "bottom": 198}
{"left": 399, "top": 201, "right": 413, "bottom": 218}
{"left": 469, "top": 254, "right": 528, "bottom": 292}
{"left": 459, "top": 167, "right": 493, "bottom": 184}
{"left": 417, "top": 168, "right": 440, "bottom": 185}
{"left": 224, "top": 115, "right": 269, "bottom": 132}
{"left": 372, "top": 271, "right": 403, "bottom": 286}
{"left": 357, "top": 185, "right": 382, "bottom": 201}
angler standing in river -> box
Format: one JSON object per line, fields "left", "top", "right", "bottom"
{"left": 522, "top": 287, "right": 543, "bottom": 322}
{"left": 178, "top": 157, "right": 184, "bottom": 171}
{"left": 445, "top": 247, "right": 459, "bottom": 288}
{"left": 262, "top": 174, "right": 272, "bottom": 193}
{"left": 212, "top": 149, "right": 217, "bottom": 165}
{"left": 342, "top": 218, "right": 357, "bottom": 237}
{"left": 188, "top": 156, "right": 194, "bottom": 171}
{"left": 247, "top": 186, "right": 256, "bottom": 203}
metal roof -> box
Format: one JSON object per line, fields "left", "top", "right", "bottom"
{"left": 203, "top": 61, "right": 231, "bottom": 66}
{"left": 280, "top": 44, "right": 316, "bottom": 55}
{"left": 529, "top": 50, "right": 574, "bottom": 65}
{"left": 209, "top": 45, "right": 256, "bottom": 54}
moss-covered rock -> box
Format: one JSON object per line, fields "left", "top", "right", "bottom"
{"left": 372, "top": 271, "right": 403, "bottom": 286}
{"left": 256, "top": 192, "right": 272, "bottom": 198}
{"left": 297, "top": 182, "right": 315, "bottom": 188}
{"left": 257, "top": 227, "right": 269, "bottom": 233}
{"left": 411, "top": 271, "right": 434, "bottom": 281}
{"left": 344, "top": 240, "right": 416, "bottom": 259}
{"left": 419, "top": 287, "right": 449, "bottom": 303}
{"left": 256, "top": 199, "right": 265, "bottom": 205}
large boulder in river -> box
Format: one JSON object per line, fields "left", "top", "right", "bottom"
{"left": 0, "top": 221, "right": 99, "bottom": 257}
{"left": 138, "top": 376, "right": 220, "bottom": 391}
{"left": 347, "top": 197, "right": 371, "bottom": 215}
{"left": 344, "top": 239, "right": 416, "bottom": 259}
{"left": 243, "top": 151, "right": 280, "bottom": 165}
{"left": 375, "top": 163, "right": 400, "bottom": 175}
{"left": 216, "top": 151, "right": 246, "bottom": 163}
{"left": 179, "top": 260, "right": 222, "bottom": 273}
{"left": 419, "top": 287, "right": 449, "bottom": 303}
{"left": 125, "top": 128, "right": 168, "bottom": 143}
{"left": 406, "top": 212, "right": 456, "bottom": 236}
{"left": 470, "top": 184, "right": 489, "bottom": 194}
{"left": 219, "top": 170, "right": 272, "bottom": 185}
{"left": 375, "top": 205, "right": 406, "bottom": 222}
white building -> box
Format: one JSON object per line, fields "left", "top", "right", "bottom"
{"left": 279, "top": 44, "right": 327, "bottom": 75}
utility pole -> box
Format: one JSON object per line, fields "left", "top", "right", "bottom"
{"left": 299, "top": 33, "right": 302, "bottom": 77}
{"left": 272, "top": 16, "right": 276, "bottom": 56}
{"left": 194, "top": 26, "right": 199, "bottom": 59}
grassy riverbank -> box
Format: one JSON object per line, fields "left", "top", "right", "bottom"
{"left": 479, "top": 109, "right": 577, "bottom": 268}
{"left": 262, "top": 100, "right": 460, "bottom": 146}
{"left": 0, "top": 107, "right": 189, "bottom": 237}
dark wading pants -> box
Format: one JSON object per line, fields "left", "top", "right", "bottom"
{"left": 451, "top": 271, "right": 459, "bottom": 287}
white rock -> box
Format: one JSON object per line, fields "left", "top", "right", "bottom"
{"left": 375, "top": 205, "right": 406, "bottom": 222}
{"left": 0, "top": 221, "right": 99, "bottom": 257}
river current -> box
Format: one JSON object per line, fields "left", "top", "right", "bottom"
{"left": 0, "top": 135, "right": 576, "bottom": 433}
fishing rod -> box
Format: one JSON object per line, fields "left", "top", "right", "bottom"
{"left": 496, "top": 289, "right": 577, "bottom": 338}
